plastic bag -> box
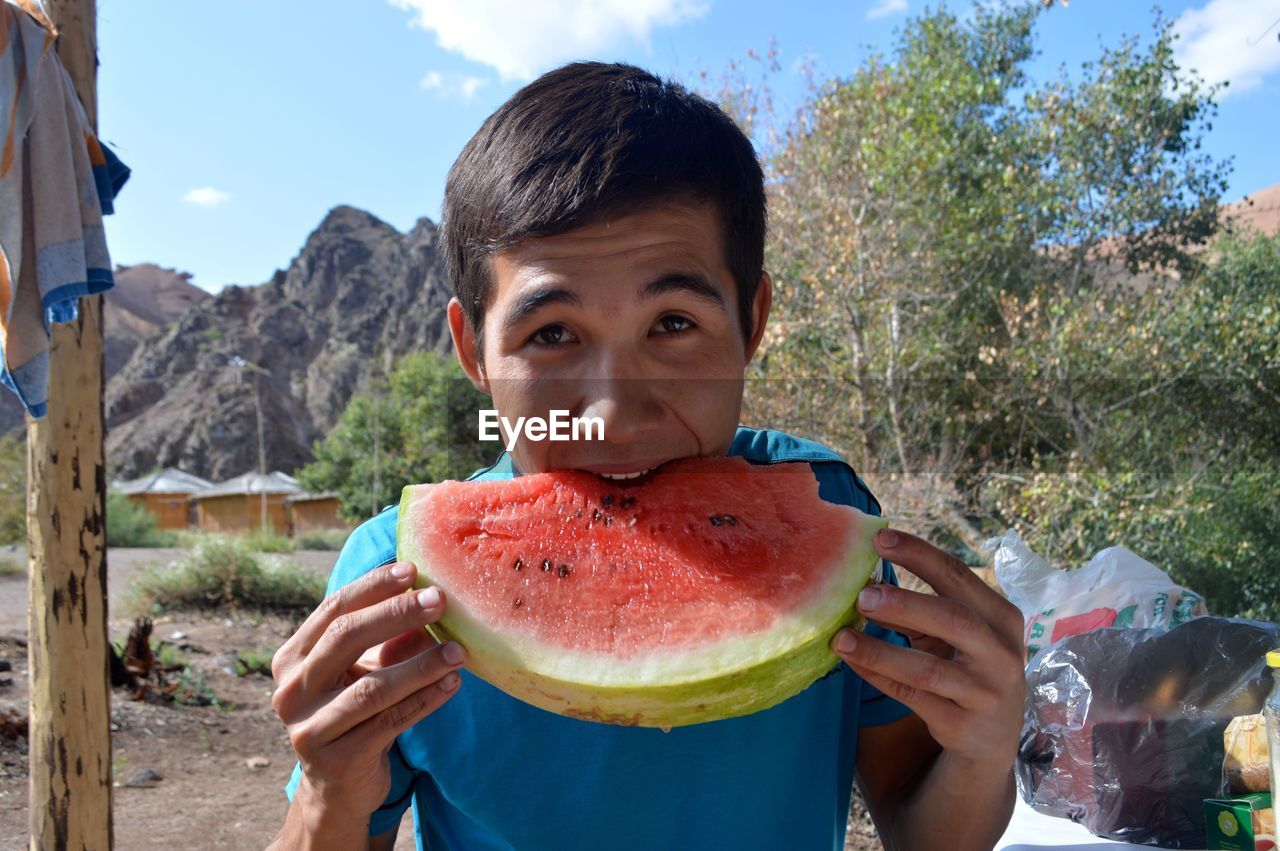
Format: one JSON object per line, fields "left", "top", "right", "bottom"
{"left": 1018, "top": 617, "right": 1280, "bottom": 847}
{"left": 987, "top": 529, "right": 1208, "bottom": 661}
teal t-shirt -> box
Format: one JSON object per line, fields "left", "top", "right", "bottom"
{"left": 287, "top": 427, "right": 912, "bottom": 850}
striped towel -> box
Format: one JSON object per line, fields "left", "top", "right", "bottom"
{"left": 0, "top": 1, "right": 130, "bottom": 418}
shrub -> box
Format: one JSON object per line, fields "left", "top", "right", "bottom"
{"left": 235, "top": 649, "right": 275, "bottom": 677}
{"left": 293, "top": 528, "right": 351, "bottom": 551}
{"left": 128, "top": 536, "right": 325, "bottom": 615}
{"left": 0, "top": 435, "right": 22, "bottom": 546}
{"left": 241, "top": 527, "right": 295, "bottom": 553}
{"left": 106, "top": 490, "right": 179, "bottom": 547}
{"left": 0, "top": 551, "right": 23, "bottom": 577}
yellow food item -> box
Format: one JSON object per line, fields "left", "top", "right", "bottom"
{"left": 1224, "top": 714, "right": 1271, "bottom": 793}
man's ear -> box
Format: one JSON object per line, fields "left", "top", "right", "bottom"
{"left": 743, "top": 270, "right": 773, "bottom": 365}
{"left": 448, "top": 298, "right": 490, "bottom": 394}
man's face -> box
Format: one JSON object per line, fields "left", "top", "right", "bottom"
{"left": 448, "top": 200, "right": 771, "bottom": 477}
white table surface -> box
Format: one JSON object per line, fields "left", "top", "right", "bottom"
{"left": 996, "top": 798, "right": 1168, "bottom": 850}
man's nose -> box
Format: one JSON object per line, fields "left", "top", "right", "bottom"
{"left": 576, "top": 374, "right": 662, "bottom": 445}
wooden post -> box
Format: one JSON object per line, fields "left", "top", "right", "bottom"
{"left": 25, "top": 1, "right": 113, "bottom": 848}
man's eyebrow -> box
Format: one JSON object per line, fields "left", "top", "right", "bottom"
{"left": 502, "top": 287, "right": 583, "bottom": 333}
{"left": 642, "top": 272, "right": 726, "bottom": 309}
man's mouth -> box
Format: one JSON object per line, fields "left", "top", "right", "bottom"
{"left": 594, "top": 467, "right": 656, "bottom": 481}
{"left": 572, "top": 460, "right": 671, "bottom": 481}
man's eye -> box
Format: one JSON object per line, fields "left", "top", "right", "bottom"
{"left": 655, "top": 315, "right": 694, "bottom": 335}
{"left": 531, "top": 324, "right": 575, "bottom": 347}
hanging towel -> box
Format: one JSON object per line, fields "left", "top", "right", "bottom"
{"left": 0, "top": 1, "right": 130, "bottom": 419}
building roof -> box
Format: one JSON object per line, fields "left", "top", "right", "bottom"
{"left": 286, "top": 490, "right": 340, "bottom": 504}
{"left": 192, "top": 470, "right": 302, "bottom": 499}
{"left": 114, "top": 467, "right": 214, "bottom": 496}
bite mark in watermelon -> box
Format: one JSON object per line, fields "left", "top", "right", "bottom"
{"left": 397, "top": 455, "right": 887, "bottom": 727}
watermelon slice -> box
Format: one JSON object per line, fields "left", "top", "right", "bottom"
{"left": 397, "top": 455, "right": 887, "bottom": 728}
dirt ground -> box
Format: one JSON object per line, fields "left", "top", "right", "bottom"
{"left": 0, "top": 545, "right": 881, "bottom": 850}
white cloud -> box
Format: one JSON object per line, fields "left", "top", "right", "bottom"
{"left": 389, "top": 0, "right": 710, "bottom": 81}
{"left": 866, "top": 0, "right": 907, "bottom": 20}
{"left": 420, "top": 69, "right": 490, "bottom": 100}
{"left": 182, "top": 187, "right": 230, "bottom": 207}
{"left": 1174, "top": 0, "right": 1280, "bottom": 96}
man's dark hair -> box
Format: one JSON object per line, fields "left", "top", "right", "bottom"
{"left": 440, "top": 61, "right": 766, "bottom": 354}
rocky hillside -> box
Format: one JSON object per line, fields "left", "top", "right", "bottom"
{"left": 0, "top": 263, "right": 208, "bottom": 437}
{"left": 103, "top": 206, "right": 454, "bottom": 481}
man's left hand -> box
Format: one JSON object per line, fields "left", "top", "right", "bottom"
{"left": 833, "top": 527, "right": 1026, "bottom": 769}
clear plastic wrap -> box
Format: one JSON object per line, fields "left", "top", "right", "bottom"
{"left": 1018, "top": 617, "right": 1280, "bottom": 848}
{"left": 987, "top": 529, "right": 1208, "bottom": 661}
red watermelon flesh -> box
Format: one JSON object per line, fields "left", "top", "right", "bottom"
{"left": 397, "top": 455, "right": 886, "bottom": 727}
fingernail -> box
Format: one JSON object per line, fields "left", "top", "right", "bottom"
{"left": 858, "top": 586, "right": 882, "bottom": 612}
{"left": 876, "top": 528, "right": 899, "bottom": 548}
{"left": 391, "top": 562, "right": 412, "bottom": 579}
{"left": 835, "top": 630, "right": 857, "bottom": 654}
{"left": 441, "top": 642, "right": 465, "bottom": 665}
{"left": 439, "top": 671, "right": 461, "bottom": 691}
{"left": 417, "top": 587, "right": 441, "bottom": 609}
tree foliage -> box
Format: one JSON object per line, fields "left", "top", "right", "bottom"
{"left": 297, "top": 352, "right": 493, "bottom": 523}
{"left": 106, "top": 489, "right": 179, "bottom": 547}
{"left": 726, "top": 3, "right": 1273, "bottom": 614}
{"left": 988, "top": 231, "right": 1280, "bottom": 617}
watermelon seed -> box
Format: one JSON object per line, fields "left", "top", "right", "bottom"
{"left": 573, "top": 509, "right": 583, "bottom": 518}
{"left": 709, "top": 515, "right": 724, "bottom": 526}
{"left": 592, "top": 509, "right": 602, "bottom": 522}
{"left": 513, "top": 597, "right": 523, "bottom": 609}
{"left": 628, "top": 517, "right": 637, "bottom": 527}
{"left": 514, "top": 557, "right": 524, "bottom": 571}
{"left": 601, "top": 494, "right": 615, "bottom": 507}
{"left": 557, "top": 563, "right": 570, "bottom": 578}
{"left": 724, "top": 515, "right": 737, "bottom": 526}
{"left": 604, "top": 516, "right": 613, "bottom": 526}
{"left": 541, "top": 558, "right": 552, "bottom": 572}
{"left": 620, "top": 496, "right": 636, "bottom": 508}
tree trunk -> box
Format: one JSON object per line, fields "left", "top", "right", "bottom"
{"left": 847, "top": 314, "right": 876, "bottom": 473}
{"left": 25, "top": 1, "right": 113, "bottom": 848}
{"left": 886, "top": 299, "right": 911, "bottom": 476}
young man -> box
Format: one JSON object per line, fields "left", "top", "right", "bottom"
{"left": 270, "top": 62, "right": 1025, "bottom": 850}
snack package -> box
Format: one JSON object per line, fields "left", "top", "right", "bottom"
{"left": 1018, "top": 618, "right": 1280, "bottom": 848}
{"left": 987, "top": 529, "right": 1208, "bottom": 660}
{"left": 1204, "top": 792, "right": 1274, "bottom": 850}
{"left": 1224, "top": 714, "right": 1272, "bottom": 794}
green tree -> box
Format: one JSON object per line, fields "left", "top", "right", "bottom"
{"left": 298, "top": 352, "right": 493, "bottom": 523}
{"left": 734, "top": 3, "right": 1250, "bottom": 574}
{"left": 755, "top": 3, "right": 1227, "bottom": 476}
{"left": 989, "top": 231, "right": 1280, "bottom": 617}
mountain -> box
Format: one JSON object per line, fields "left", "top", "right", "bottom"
{"left": 104, "top": 264, "right": 210, "bottom": 375}
{"left": 0, "top": 263, "right": 208, "bottom": 437}
{"left": 1224, "top": 183, "right": 1280, "bottom": 237}
{"left": 103, "top": 206, "right": 454, "bottom": 481}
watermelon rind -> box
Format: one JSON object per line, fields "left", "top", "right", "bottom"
{"left": 397, "top": 483, "right": 887, "bottom": 728}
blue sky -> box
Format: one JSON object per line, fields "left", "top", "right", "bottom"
{"left": 95, "top": 0, "right": 1280, "bottom": 294}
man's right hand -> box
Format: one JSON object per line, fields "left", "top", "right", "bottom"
{"left": 269, "top": 561, "right": 466, "bottom": 848}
